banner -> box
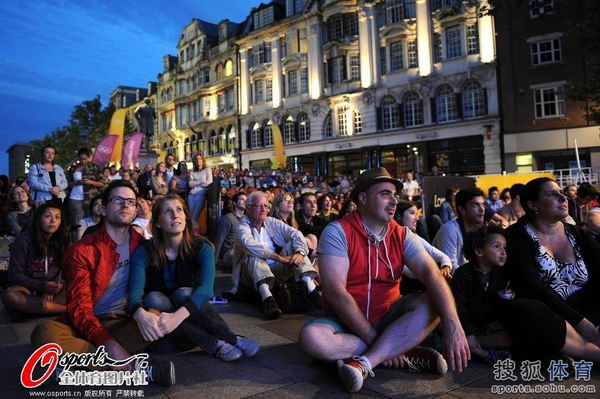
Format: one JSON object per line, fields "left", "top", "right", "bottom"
{"left": 270, "top": 124, "right": 287, "bottom": 169}
{"left": 421, "top": 176, "right": 476, "bottom": 218}
{"left": 121, "top": 132, "right": 144, "bottom": 170}
{"left": 109, "top": 108, "right": 127, "bottom": 163}
{"left": 91, "top": 135, "right": 119, "bottom": 168}
{"left": 476, "top": 172, "right": 555, "bottom": 197}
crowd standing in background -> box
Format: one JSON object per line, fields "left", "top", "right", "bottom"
{"left": 1, "top": 147, "right": 600, "bottom": 393}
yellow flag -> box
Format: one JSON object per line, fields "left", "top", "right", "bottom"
{"left": 109, "top": 108, "right": 127, "bottom": 163}
{"left": 270, "top": 124, "right": 287, "bottom": 169}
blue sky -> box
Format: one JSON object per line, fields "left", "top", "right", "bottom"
{"left": 0, "top": 0, "right": 263, "bottom": 176}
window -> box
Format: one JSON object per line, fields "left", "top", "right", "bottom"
{"left": 408, "top": 40, "right": 418, "bottom": 68}
{"left": 405, "top": 0, "right": 416, "bottom": 18}
{"left": 224, "top": 59, "right": 233, "bottom": 76}
{"left": 219, "top": 25, "right": 227, "bottom": 43}
{"left": 534, "top": 86, "right": 565, "bottom": 118}
{"left": 288, "top": 70, "right": 298, "bottom": 96}
{"left": 404, "top": 91, "right": 423, "bottom": 127}
{"left": 298, "top": 28, "right": 307, "bottom": 53}
{"left": 350, "top": 55, "right": 361, "bottom": 81}
{"left": 251, "top": 123, "right": 261, "bottom": 148}
{"left": 389, "top": 41, "right": 404, "bottom": 72}
{"left": 254, "top": 80, "right": 264, "bottom": 104}
{"left": 327, "top": 13, "right": 358, "bottom": 41}
{"left": 228, "top": 126, "right": 236, "bottom": 153}
{"left": 287, "top": 0, "right": 306, "bottom": 16}
{"left": 202, "top": 68, "right": 210, "bottom": 84}
{"left": 331, "top": 56, "right": 346, "bottom": 84}
{"left": 436, "top": 85, "right": 457, "bottom": 123}
{"left": 251, "top": 43, "right": 271, "bottom": 66}
{"left": 530, "top": 38, "right": 561, "bottom": 65}
{"left": 280, "top": 36, "right": 287, "bottom": 58}
{"left": 218, "top": 93, "right": 225, "bottom": 113}
{"left": 219, "top": 129, "right": 227, "bottom": 154}
{"left": 226, "top": 90, "right": 234, "bottom": 111}
{"left": 462, "top": 80, "right": 486, "bottom": 119}
{"left": 382, "top": 96, "right": 399, "bottom": 130}
{"left": 254, "top": 7, "right": 274, "bottom": 30}
{"left": 263, "top": 120, "right": 274, "bottom": 147}
{"left": 209, "top": 131, "right": 218, "bottom": 156}
{"left": 529, "top": 0, "right": 554, "bottom": 18}
{"left": 298, "top": 113, "right": 310, "bottom": 141}
{"left": 380, "top": 47, "right": 387, "bottom": 74}
{"left": 324, "top": 113, "right": 332, "bottom": 138}
{"left": 466, "top": 24, "right": 479, "bottom": 55}
{"left": 433, "top": 32, "right": 442, "bottom": 63}
{"left": 446, "top": 26, "right": 462, "bottom": 59}
{"left": 266, "top": 80, "right": 273, "bottom": 101}
{"left": 283, "top": 116, "right": 296, "bottom": 144}
{"left": 354, "top": 111, "right": 362, "bottom": 134}
{"left": 337, "top": 106, "right": 348, "bottom": 136}
{"left": 301, "top": 69, "right": 308, "bottom": 93}
{"left": 387, "top": 0, "right": 403, "bottom": 24}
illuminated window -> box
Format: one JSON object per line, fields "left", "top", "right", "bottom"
{"left": 382, "top": 96, "right": 399, "bottom": 130}
{"left": 224, "top": 59, "right": 233, "bottom": 76}
{"left": 350, "top": 55, "right": 361, "bottom": 81}
{"left": 337, "top": 106, "right": 348, "bottom": 136}
{"left": 288, "top": 70, "right": 298, "bottom": 96}
{"left": 466, "top": 24, "right": 479, "bottom": 55}
{"left": 389, "top": 41, "right": 404, "bottom": 72}
{"left": 263, "top": 120, "right": 274, "bottom": 147}
{"left": 408, "top": 40, "right": 418, "bottom": 68}
{"left": 462, "top": 80, "right": 486, "bottom": 119}
{"left": 354, "top": 111, "right": 362, "bottom": 134}
{"left": 446, "top": 26, "right": 462, "bottom": 59}
{"left": 251, "top": 123, "right": 261, "bottom": 148}
{"left": 436, "top": 85, "right": 457, "bottom": 123}
{"left": 283, "top": 115, "right": 296, "bottom": 144}
{"left": 300, "top": 69, "right": 308, "bottom": 93}
{"left": 266, "top": 80, "right": 273, "bottom": 101}
{"left": 530, "top": 38, "right": 561, "bottom": 65}
{"left": 298, "top": 113, "right": 310, "bottom": 141}
{"left": 403, "top": 91, "right": 423, "bottom": 127}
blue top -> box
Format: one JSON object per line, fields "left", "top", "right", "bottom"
{"left": 127, "top": 242, "right": 215, "bottom": 314}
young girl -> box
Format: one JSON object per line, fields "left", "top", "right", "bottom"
{"left": 451, "top": 225, "right": 512, "bottom": 365}
{"left": 129, "top": 194, "right": 259, "bottom": 361}
{"left": 1, "top": 202, "right": 69, "bottom": 320}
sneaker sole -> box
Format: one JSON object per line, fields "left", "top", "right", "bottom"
{"left": 337, "top": 364, "right": 364, "bottom": 393}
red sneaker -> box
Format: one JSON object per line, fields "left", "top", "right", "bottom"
{"left": 401, "top": 346, "right": 448, "bottom": 375}
{"left": 336, "top": 356, "right": 374, "bottom": 393}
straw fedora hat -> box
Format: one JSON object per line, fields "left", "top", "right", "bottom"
{"left": 350, "top": 167, "right": 403, "bottom": 203}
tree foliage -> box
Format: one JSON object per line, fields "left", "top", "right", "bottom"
{"left": 31, "top": 96, "right": 114, "bottom": 167}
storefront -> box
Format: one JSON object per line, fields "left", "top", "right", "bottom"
{"left": 427, "top": 135, "right": 485, "bottom": 176}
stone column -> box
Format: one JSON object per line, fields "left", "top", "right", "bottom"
{"left": 240, "top": 48, "right": 251, "bottom": 115}
{"left": 307, "top": 17, "right": 323, "bottom": 99}
{"left": 358, "top": 7, "right": 374, "bottom": 88}
{"left": 270, "top": 38, "right": 283, "bottom": 108}
{"left": 416, "top": 0, "right": 433, "bottom": 77}
{"left": 483, "top": 125, "right": 502, "bottom": 174}
{"left": 478, "top": 1, "right": 495, "bottom": 63}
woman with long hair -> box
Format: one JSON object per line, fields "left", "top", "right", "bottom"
{"left": 170, "top": 161, "right": 190, "bottom": 200}
{"left": 271, "top": 192, "right": 298, "bottom": 229}
{"left": 1, "top": 201, "right": 69, "bottom": 319}
{"left": 188, "top": 154, "right": 213, "bottom": 232}
{"left": 152, "top": 162, "right": 169, "bottom": 197}
{"left": 6, "top": 185, "right": 35, "bottom": 235}
{"left": 129, "top": 194, "right": 259, "bottom": 361}
{"left": 316, "top": 194, "right": 338, "bottom": 223}
{"left": 439, "top": 187, "right": 459, "bottom": 224}
{"left": 27, "top": 144, "right": 68, "bottom": 204}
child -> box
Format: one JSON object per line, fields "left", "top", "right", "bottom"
{"left": 451, "top": 225, "right": 512, "bottom": 365}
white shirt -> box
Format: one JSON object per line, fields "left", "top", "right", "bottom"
{"left": 404, "top": 180, "right": 420, "bottom": 199}
{"left": 70, "top": 171, "right": 84, "bottom": 200}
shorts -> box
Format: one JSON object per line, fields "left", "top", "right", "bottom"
{"left": 305, "top": 293, "right": 420, "bottom": 334}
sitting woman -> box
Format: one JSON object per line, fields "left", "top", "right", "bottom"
{"left": 439, "top": 187, "right": 458, "bottom": 224}
{"left": 1, "top": 202, "right": 69, "bottom": 320}
{"left": 271, "top": 192, "right": 317, "bottom": 257}
{"left": 6, "top": 185, "right": 34, "bottom": 236}
{"left": 75, "top": 195, "right": 103, "bottom": 241}
{"left": 505, "top": 177, "right": 600, "bottom": 362}
{"left": 129, "top": 194, "right": 259, "bottom": 361}
{"left": 451, "top": 226, "right": 512, "bottom": 365}
{"left": 316, "top": 194, "right": 338, "bottom": 224}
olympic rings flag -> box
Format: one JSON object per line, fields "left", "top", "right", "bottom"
{"left": 121, "top": 132, "right": 144, "bottom": 170}
{"left": 91, "top": 135, "right": 120, "bottom": 168}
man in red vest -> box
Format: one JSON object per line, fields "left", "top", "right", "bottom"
{"left": 298, "top": 167, "right": 470, "bottom": 393}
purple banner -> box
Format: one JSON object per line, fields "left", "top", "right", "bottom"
{"left": 91, "top": 135, "right": 119, "bottom": 168}
{"left": 121, "top": 132, "right": 144, "bottom": 170}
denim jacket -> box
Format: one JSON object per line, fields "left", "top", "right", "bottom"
{"left": 27, "top": 163, "right": 68, "bottom": 202}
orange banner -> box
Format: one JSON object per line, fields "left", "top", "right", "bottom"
{"left": 109, "top": 108, "right": 127, "bottom": 163}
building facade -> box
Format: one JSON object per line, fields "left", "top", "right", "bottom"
{"left": 238, "top": 0, "right": 500, "bottom": 177}
{"left": 7, "top": 143, "right": 35, "bottom": 182}
{"left": 496, "top": 0, "right": 600, "bottom": 172}
{"left": 156, "top": 18, "right": 242, "bottom": 168}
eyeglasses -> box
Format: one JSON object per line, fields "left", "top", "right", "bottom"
{"left": 161, "top": 206, "right": 185, "bottom": 215}
{"left": 248, "top": 204, "right": 271, "bottom": 210}
{"left": 108, "top": 197, "right": 137, "bottom": 207}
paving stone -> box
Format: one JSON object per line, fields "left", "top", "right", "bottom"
{"left": 246, "top": 378, "right": 389, "bottom": 398}
{"left": 0, "top": 324, "right": 18, "bottom": 345}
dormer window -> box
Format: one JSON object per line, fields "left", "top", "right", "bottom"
{"left": 254, "top": 7, "right": 274, "bottom": 30}
{"left": 286, "top": 0, "right": 306, "bottom": 17}
{"left": 219, "top": 25, "right": 227, "bottom": 43}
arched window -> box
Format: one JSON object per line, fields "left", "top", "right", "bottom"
{"left": 218, "top": 128, "right": 227, "bottom": 154}
{"left": 354, "top": 110, "right": 362, "bottom": 134}
{"left": 209, "top": 131, "right": 218, "bottom": 156}
{"left": 337, "top": 106, "right": 349, "bottom": 136}
{"left": 462, "top": 80, "right": 486, "bottom": 119}
{"left": 224, "top": 59, "right": 234, "bottom": 76}
{"left": 436, "top": 84, "right": 457, "bottom": 123}
{"left": 382, "top": 95, "right": 399, "bottom": 130}
{"left": 215, "top": 64, "right": 221, "bottom": 80}
{"left": 251, "top": 122, "right": 261, "bottom": 148}
{"left": 323, "top": 113, "right": 333, "bottom": 138}
{"left": 228, "top": 125, "right": 237, "bottom": 153}
{"left": 263, "top": 120, "right": 274, "bottom": 147}
{"left": 283, "top": 115, "right": 296, "bottom": 144}
{"left": 298, "top": 112, "right": 310, "bottom": 142}
{"left": 403, "top": 91, "right": 423, "bottom": 127}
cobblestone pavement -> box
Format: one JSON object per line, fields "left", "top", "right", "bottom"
{"left": 0, "top": 238, "right": 598, "bottom": 398}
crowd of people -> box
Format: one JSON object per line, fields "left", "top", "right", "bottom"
{"left": 1, "top": 145, "right": 600, "bottom": 393}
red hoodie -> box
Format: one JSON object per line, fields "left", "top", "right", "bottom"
{"left": 58, "top": 226, "right": 144, "bottom": 346}
{"left": 333, "top": 212, "right": 406, "bottom": 323}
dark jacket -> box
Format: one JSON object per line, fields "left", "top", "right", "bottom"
{"left": 8, "top": 230, "right": 61, "bottom": 292}
{"left": 505, "top": 218, "right": 600, "bottom": 326}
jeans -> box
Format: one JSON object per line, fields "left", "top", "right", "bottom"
{"left": 143, "top": 289, "right": 237, "bottom": 354}
{"left": 188, "top": 189, "right": 207, "bottom": 222}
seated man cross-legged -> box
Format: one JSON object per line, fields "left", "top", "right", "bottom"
{"left": 233, "top": 191, "right": 320, "bottom": 319}
{"left": 298, "top": 167, "right": 470, "bottom": 393}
